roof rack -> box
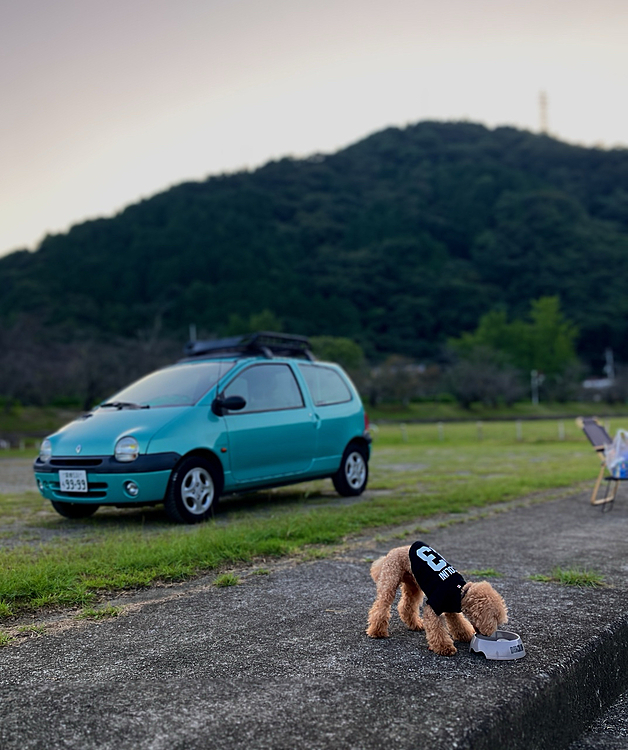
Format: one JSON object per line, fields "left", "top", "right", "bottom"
{"left": 182, "top": 331, "right": 315, "bottom": 361}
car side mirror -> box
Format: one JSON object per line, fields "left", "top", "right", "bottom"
{"left": 212, "top": 395, "right": 247, "bottom": 416}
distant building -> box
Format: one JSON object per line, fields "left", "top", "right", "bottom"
{"left": 582, "top": 378, "right": 614, "bottom": 390}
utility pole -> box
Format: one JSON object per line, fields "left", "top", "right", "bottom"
{"left": 604, "top": 348, "right": 615, "bottom": 382}
{"left": 531, "top": 370, "right": 545, "bottom": 405}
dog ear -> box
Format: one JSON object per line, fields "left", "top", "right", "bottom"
{"left": 462, "top": 581, "right": 508, "bottom": 635}
{"left": 485, "top": 583, "right": 509, "bottom": 626}
{"left": 370, "top": 556, "right": 386, "bottom": 583}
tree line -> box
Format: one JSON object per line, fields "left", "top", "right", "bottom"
{"left": 2, "top": 298, "right": 626, "bottom": 413}
{"left": 2, "top": 120, "right": 628, "bottom": 406}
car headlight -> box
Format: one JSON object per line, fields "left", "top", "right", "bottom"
{"left": 115, "top": 436, "right": 139, "bottom": 462}
{"left": 39, "top": 439, "right": 52, "bottom": 463}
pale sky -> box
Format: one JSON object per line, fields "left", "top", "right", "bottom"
{"left": 2, "top": 0, "right": 627, "bottom": 258}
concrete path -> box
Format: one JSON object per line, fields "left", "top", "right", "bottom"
{"left": 1, "top": 489, "right": 628, "bottom": 749}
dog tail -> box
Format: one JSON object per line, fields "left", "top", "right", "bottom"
{"left": 370, "top": 555, "right": 386, "bottom": 583}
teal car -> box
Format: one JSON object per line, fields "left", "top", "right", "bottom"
{"left": 34, "top": 333, "right": 371, "bottom": 523}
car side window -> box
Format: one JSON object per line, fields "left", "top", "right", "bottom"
{"left": 223, "top": 363, "right": 304, "bottom": 413}
{"left": 299, "top": 364, "right": 352, "bottom": 406}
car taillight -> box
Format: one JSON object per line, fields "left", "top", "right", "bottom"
{"left": 364, "top": 412, "right": 370, "bottom": 431}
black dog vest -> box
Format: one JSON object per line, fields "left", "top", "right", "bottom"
{"left": 409, "top": 541, "right": 466, "bottom": 616}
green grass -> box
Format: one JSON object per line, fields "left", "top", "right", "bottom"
{"left": 0, "top": 419, "right": 604, "bottom": 617}
{"left": 369, "top": 415, "right": 619, "bottom": 446}
{"left": 530, "top": 567, "right": 605, "bottom": 587}
{"left": 0, "top": 631, "right": 14, "bottom": 647}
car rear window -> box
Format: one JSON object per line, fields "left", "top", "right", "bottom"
{"left": 299, "top": 364, "right": 352, "bottom": 406}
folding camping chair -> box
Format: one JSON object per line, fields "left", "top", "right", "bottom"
{"left": 577, "top": 417, "right": 621, "bottom": 510}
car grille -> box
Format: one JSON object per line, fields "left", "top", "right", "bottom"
{"left": 49, "top": 458, "right": 104, "bottom": 468}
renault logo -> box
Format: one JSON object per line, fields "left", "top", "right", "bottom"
{"left": 75, "top": 445, "right": 82, "bottom": 454}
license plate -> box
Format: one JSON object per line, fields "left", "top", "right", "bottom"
{"left": 59, "top": 470, "right": 88, "bottom": 493}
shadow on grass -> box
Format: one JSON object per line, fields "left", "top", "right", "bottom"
{"left": 25, "top": 480, "right": 340, "bottom": 535}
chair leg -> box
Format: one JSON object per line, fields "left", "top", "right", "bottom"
{"left": 591, "top": 460, "right": 620, "bottom": 508}
{"left": 601, "top": 479, "right": 619, "bottom": 512}
{"left": 591, "top": 464, "right": 606, "bottom": 505}
{"left": 591, "top": 476, "right": 619, "bottom": 509}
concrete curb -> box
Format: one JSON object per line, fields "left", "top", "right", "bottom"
{"left": 463, "top": 615, "right": 628, "bottom": 749}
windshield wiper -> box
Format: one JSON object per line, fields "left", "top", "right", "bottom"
{"left": 99, "top": 401, "right": 150, "bottom": 410}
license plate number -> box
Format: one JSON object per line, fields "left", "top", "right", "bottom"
{"left": 59, "top": 470, "right": 88, "bottom": 493}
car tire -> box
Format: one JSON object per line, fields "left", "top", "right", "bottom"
{"left": 50, "top": 500, "right": 99, "bottom": 519}
{"left": 164, "top": 456, "right": 221, "bottom": 524}
{"left": 332, "top": 443, "right": 368, "bottom": 497}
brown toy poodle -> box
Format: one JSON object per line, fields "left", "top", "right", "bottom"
{"left": 366, "top": 541, "right": 508, "bottom": 656}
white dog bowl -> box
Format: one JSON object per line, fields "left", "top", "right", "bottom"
{"left": 470, "top": 630, "right": 525, "bottom": 660}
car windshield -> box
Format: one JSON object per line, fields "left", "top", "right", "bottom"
{"left": 101, "top": 362, "right": 235, "bottom": 408}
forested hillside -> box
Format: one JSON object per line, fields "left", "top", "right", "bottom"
{"left": 2, "top": 121, "right": 628, "bottom": 368}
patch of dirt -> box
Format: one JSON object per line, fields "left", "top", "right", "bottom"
{"left": 0, "top": 458, "right": 38, "bottom": 494}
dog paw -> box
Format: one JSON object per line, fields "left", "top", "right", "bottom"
{"left": 430, "top": 644, "right": 457, "bottom": 656}
{"left": 407, "top": 620, "right": 424, "bottom": 631}
{"left": 455, "top": 629, "right": 474, "bottom": 643}
{"left": 366, "top": 627, "right": 389, "bottom": 638}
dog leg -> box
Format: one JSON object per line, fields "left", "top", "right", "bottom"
{"left": 423, "top": 604, "right": 457, "bottom": 656}
{"left": 366, "top": 585, "right": 397, "bottom": 638}
{"left": 444, "top": 612, "right": 475, "bottom": 643}
{"left": 398, "top": 576, "right": 424, "bottom": 631}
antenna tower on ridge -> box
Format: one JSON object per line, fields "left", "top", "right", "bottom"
{"left": 539, "top": 91, "right": 549, "bottom": 134}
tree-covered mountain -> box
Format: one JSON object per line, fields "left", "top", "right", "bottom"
{"left": 2, "top": 121, "right": 628, "bottom": 367}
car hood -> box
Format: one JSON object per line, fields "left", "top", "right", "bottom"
{"left": 47, "top": 407, "right": 189, "bottom": 457}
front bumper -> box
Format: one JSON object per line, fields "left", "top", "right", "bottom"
{"left": 33, "top": 453, "right": 180, "bottom": 505}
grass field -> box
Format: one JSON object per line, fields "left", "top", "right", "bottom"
{"left": 0, "top": 418, "right": 605, "bottom": 619}
{"left": 366, "top": 401, "right": 628, "bottom": 423}
{"left": 1, "top": 401, "right": 628, "bottom": 447}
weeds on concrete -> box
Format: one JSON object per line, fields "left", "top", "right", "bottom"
{"left": 466, "top": 568, "right": 502, "bottom": 578}
{"left": 214, "top": 573, "right": 241, "bottom": 587}
{"left": 75, "top": 605, "right": 122, "bottom": 620}
{"left": 17, "top": 624, "right": 45, "bottom": 636}
{"left": 530, "top": 567, "right": 605, "bottom": 587}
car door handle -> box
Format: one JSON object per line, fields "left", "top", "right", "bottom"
{"left": 310, "top": 413, "right": 322, "bottom": 429}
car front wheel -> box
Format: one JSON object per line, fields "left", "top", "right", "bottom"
{"left": 332, "top": 443, "right": 368, "bottom": 496}
{"left": 164, "top": 456, "right": 220, "bottom": 523}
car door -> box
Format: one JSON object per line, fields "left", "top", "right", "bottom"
{"left": 221, "top": 362, "right": 317, "bottom": 483}
{"left": 297, "top": 363, "right": 357, "bottom": 470}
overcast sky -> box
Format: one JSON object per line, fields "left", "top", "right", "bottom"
{"left": 2, "top": 0, "right": 627, "bottom": 258}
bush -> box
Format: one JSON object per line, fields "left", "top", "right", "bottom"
{"left": 445, "top": 347, "right": 524, "bottom": 408}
